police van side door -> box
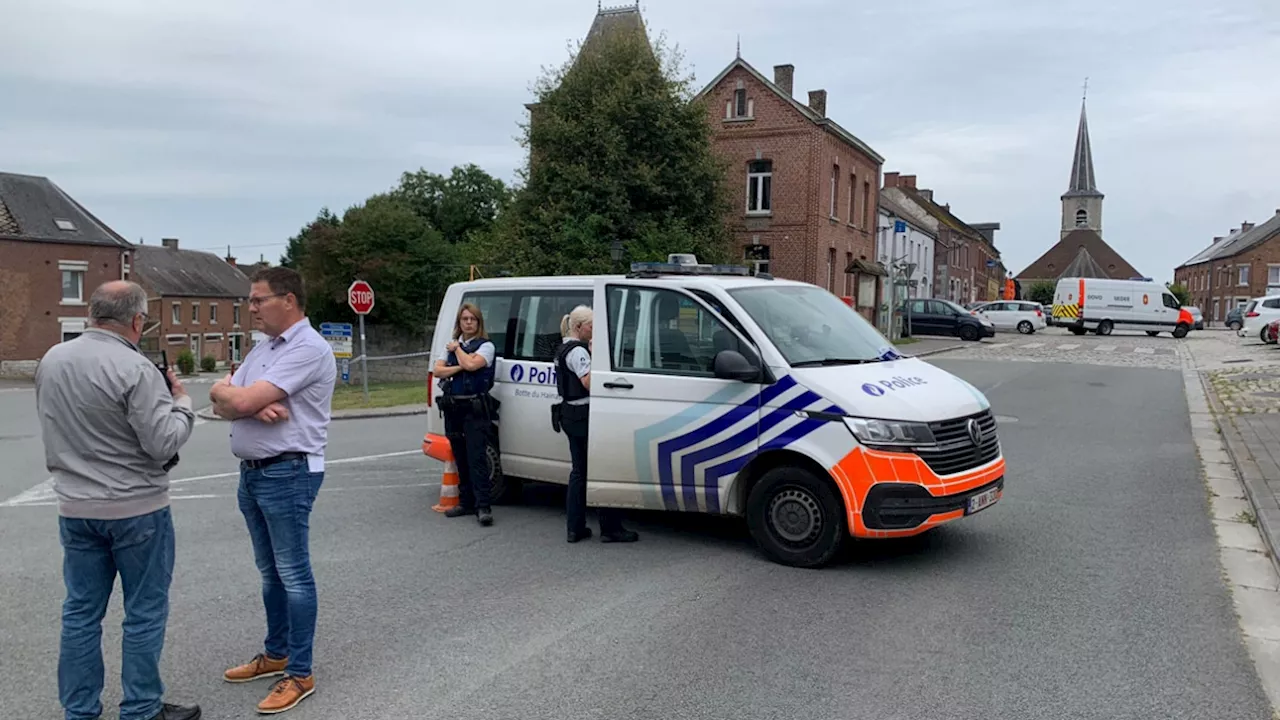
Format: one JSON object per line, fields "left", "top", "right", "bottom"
{"left": 587, "top": 279, "right": 764, "bottom": 514}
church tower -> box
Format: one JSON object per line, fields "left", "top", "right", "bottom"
{"left": 1060, "top": 96, "right": 1103, "bottom": 239}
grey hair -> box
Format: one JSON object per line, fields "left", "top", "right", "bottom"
{"left": 89, "top": 282, "right": 148, "bottom": 327}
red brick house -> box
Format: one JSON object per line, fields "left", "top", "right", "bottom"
{"left": 1173, "top": 211, "right": 1280, "bottom": 325}
{"left": 695, "top": 55, "right": 888, "bottom": 322}
{"left": 0, "top": 172, "right": 132, "bottom": 376}
{"left": 132, "top": 238, "right": 253, "bottom": 367}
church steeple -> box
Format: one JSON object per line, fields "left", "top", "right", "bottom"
{"left": 1061, "top": 87, "right": 1104, "bottom": 238}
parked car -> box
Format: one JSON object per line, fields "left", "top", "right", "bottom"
{"left": 1184, "top": 305, "right": 1204, "bottom": 330}
{"left": 973, "top": 300, "right": 1047, "bottom": 334}
{"left": 900, "top": 298, "right": 996, "bottom": 341}
{"left": 1041, "top": 303, "right": 1055, "bottom": 326}
{"left": 1243, "top": 295, "right": 1280, "bottom": 342}
{"left": 1266, "top": 318, "right": 1280, "bottom": 345}
{"left": 1226, "top": 305, "right": 1244, "bottom": 332}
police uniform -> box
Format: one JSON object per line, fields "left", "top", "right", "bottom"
{"left": 554, "top": 337, "right": 636, "bottom": 543}
{"left": 439, "top": 336, "right": 496, "bottom": 521}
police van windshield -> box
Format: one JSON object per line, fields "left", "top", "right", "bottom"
{"left": 728, "top": 285, "right": 893, "bottom": 366}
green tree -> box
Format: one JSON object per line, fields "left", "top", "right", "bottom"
{"left": 392, "top": 164, "right": 514, "bottom": 245}
{"left": 297, "top": 194, "right": 459, "bottom": 331}
{"left": 280, "top": 207, "right": 340, "bottom": 269}
{"left": 1027, "top": 280, "right": 1056, "bottom": 305}
{"left": 1167, "top": 282, "right": 1191, "bottom": 306}
{"left": 492, "top": 28, "right": 732, "bottom": 275}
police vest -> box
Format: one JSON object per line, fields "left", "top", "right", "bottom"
{"left": 555, "top": 340, "right": 589, "bottom": 402}
{"left": 443, "top": 337, "right": 495, "bottom": 396}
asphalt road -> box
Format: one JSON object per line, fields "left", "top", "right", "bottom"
{"left": 0, "top": 359, "right": 1271, "bottom": 719}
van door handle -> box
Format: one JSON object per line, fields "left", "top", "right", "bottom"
{"left": 603, "top": 379, "right": 633, "bottom": 390}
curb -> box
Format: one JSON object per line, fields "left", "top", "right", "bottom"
{"left": 196, "top": 405, "right": 428, "bottom": 422}
{"left": 905, "top": 343, "right": 969, "bottom": 359}
{"left": 1199, "top": 372, "right": 1280, "bottom": 579}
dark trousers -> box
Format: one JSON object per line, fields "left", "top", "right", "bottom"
{"left": 58, "top": 506, "right": 174, "bottom": 720}
{"left": 237, "top": 458, "right": 323, "bottom": 678}
{"left": 445, "top": 405, "right": 491, "bottom": 511}
{"left": 566, "top": 425, "right": 623, "bottom": 535}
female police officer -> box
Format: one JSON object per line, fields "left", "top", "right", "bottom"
{"left": 433, "top": 303, "right": 497, "bottom": 526}
{"left": 554, "top": 305, "right": 638, "bottom": 544}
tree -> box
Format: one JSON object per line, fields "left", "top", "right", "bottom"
{"left": 280, "top": 207, "right": 340, "bottom": 269}
{"left": 1027, "top": 280, "right": 1056, "bottom": 306}
{"left": 391, "top": 164, "right": 514, "bottom": 246}
{"left": 491, "top": 27, "right": 732, "bottom": 276}
{"left": 1167, "top": 282, "right": 1191, "bottom": 306}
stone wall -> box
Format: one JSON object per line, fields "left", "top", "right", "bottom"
{"left": 338, "top": 322, "right": 435, "bottom": 385}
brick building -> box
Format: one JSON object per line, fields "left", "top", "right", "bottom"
{"left": 1173, "top": 210, "right": 1280, "bottom": 325}
{"left": 0, "top": 172, "right": 132, "bottom": 376}
{"left": 131, "top": 238, "right": 253, "bottom": 366}
{"left": 695, "top": 55, "right": 887, "bottom": 322}
{"left": 882, "top": 173, "right": 1002, "bottom": 304}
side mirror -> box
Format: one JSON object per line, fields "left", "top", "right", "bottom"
{"left": 713, "top": 350, "right": 761, "bottom": 382}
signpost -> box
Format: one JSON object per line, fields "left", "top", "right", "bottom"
{"left": 320, "top": 322, "right": 353, "bottom": 384}
{"left": 347, "top": 280, "right": 375, "bottom": 403}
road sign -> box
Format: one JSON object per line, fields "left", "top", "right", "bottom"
{"left": 320, "top": 322, "right": 353, "bottom": 359}
{"left": 986, "top": 259, "right": 996, "bottom": 268}
{"left": 348, "top": 280, "right": 375, "bottom": 315}
{"left": 894, "top": 220, "right": 907, "bottom": 233}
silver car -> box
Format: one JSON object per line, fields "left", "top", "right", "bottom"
{"left": 1184, "top": 305, "right": 1204, "bottom": 330}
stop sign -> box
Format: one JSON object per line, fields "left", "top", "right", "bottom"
{"left": 347, "top": 280, "right": 375, "bottom": 315}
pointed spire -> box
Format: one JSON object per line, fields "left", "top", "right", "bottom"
{"left": 736, "top": 34, "right": 741, "bottom": 58}
{"left": 1066, "top": 92, "right": 1100, "bottom": 196}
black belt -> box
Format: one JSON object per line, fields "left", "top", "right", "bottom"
{"left": 241, "top": 452, "right": 307, "bottom": 470}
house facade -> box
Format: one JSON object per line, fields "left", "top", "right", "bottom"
{"left": 876, "top": 193, "right": 938, "bottom": 331}
{"left": 0, "top": 172, "right": 132, "bottom": 376}
{"left": 1173, "top": 211, "right": 1280, "bottom": 325}
{"left": 696, "top": 56, "right": 888, "bottom": 323}
{"left": 132, "top": 238, "right": 253, "bottom": 366}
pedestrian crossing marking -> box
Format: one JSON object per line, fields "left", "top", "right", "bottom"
{"left": 1021, "top": 342, "right": 1045, "bottom": 349}
{"left": 1059, "top": 344, "right": 1081, "bottom": 350}
{"left": 1096, "top": 345, "right": 1116, "bottom": 352}
{"left": 1134, "top": 347, "right": 1155, "bottom": 354}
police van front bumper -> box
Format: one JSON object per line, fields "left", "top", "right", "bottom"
{"left": 860, "top": 476, "right": 1004, "bottom": 530}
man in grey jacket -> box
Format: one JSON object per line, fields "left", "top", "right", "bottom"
{"left": 36, "top": 280, "right": 202, "bottom": 720}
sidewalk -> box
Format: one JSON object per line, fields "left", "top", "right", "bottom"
{"left": 895, "top": 337, "right": 974, "bottom": 358}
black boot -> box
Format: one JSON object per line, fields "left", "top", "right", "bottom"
{"left": 147, "top": 702, "right": 202, "bottom": 720}
{"left": 601, "top": 529, "right": 639, "bottom": 543}
{"left": 477, "top": 508, "right": 494, "bottom": 526}
{"left": 444, "top": 506, "right": 474, "bottom": 518}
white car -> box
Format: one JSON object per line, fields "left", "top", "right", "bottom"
{"left": 1242, "top": 295, "right": 1280, "bottom": 342}
{"left": 973, "top": 300, "right": 1047, "bottom": 334}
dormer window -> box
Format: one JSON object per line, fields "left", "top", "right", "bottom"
{"left": 725, "top": 80, "right": 753, "bottom": 120}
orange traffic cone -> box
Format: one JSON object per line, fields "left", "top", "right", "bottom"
{"left": 432, "top": 459, "right": 460, "bottom": 512}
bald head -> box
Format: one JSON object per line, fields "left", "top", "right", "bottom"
{"left": 89, "top": 281, "right": 148, "bottom": 339}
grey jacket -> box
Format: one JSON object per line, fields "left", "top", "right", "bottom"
{"left": 35, "top": 328, "right": 195, "bottom": 520}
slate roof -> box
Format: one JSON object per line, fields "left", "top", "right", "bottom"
{"left": 1059, "top": 245, "right": 1109, "bottom": 278}
{"left": 132, "top": 245, "right": 250, "bottom": 299}
{"left": 1064, "top": 100, "right": 1102, "bottom": 199}
{"left": 895, "top": 186, "right": 991, "bottom": 251}
{"left": 580, "top": 4, "right": 648, "bottom": 57}
{"left": 1175, "top": 211, "right": 1280, "bottom": 269}
{"left": 0, "top": 172, "right": 131, "bottom": 247}
{"left": 1016, "top": 228, "right": 1141, "bottom": 280}
{"left": 694, "top": 57, "right": 885, "bottom": 164}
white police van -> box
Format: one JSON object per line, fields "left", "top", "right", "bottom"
{"left": 423, "top": 255, "right": 1005, "bottom": 567}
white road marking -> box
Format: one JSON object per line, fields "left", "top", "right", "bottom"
{"left": 1134, "top": 347, "right": 1155, "bottom": 354}
{"left": 1095, "top": 345, "right": 1116, "bottom": 353}
{"left": 1021, "top": 342, "right": 1045, "bottom": 349}
{"left": 1058, "top": 344, "right": 1080, "bottom": 350}
{"left": 169, "top": 481, "right": 440, "bottom": 502}
{"left": 1, "top": 449, "right": 424, "bottom": 508}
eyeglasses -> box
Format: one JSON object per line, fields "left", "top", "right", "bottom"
{"left": 248, "top": 293, "right": 285, "bottom": 307}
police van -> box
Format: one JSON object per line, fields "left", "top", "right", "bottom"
{"left": 1051, "top": 277, "right": 1194, "bottom": 337}
{"left": 422, "top": 256, "right": 1006, "bottom": 567}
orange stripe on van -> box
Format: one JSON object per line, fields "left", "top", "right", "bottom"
{"left": 1077, "top": 278, "right": 1085, "bottom": 309}
{"left": 828, "top": 446, "right": 1006, "bottom": 539}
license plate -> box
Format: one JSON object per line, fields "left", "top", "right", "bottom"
{"left": 966, "top": 487, "right": 1000, "bottom": 515}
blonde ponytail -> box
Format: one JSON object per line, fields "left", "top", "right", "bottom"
{"left": 561, "top": 313, "right": 571, "bottom": 338}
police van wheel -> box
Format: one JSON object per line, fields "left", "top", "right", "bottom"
{"left": 486, "top": 442, "right": 520, "bottom": 504}
{"left": 1096, "top": 320, "right": 1113, "bottom": 336}
{"left": 746, "top": 467, "right": 846, "bottom": 568}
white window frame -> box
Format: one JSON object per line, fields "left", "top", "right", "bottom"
{"left": 165, "top": 334, "right": 186, "bottom": 344}
{"left": 829, "top": 164, "right": 838, "bottom": 219}
{"left": 1238, "top": 264, "right": 1250, "bottom": 286}
{"left": 58, "top": 260, "right": 87, "bottom": 305}
{"left": 171, "top": 302, "right": 180, "bottom": 324}
{"left": 1267, "top": 265, "right": 1280, "bottom": 287}
{"left": 204, "top": 333, "right": 222, "bottom": 341}
{"left": 209, "top": 303, "right": 218, "bottom": 324}
{"left": 233, "top": 303, "right": 241, "bottom": 326}
{"left": 191, "top": 302, "right": 200, "bottom": 324}
{"left": 746, "top": 160, "right": 772, "bottom": 215}
{"left": 58, "top": 316, "right": 86, "bottom": 343}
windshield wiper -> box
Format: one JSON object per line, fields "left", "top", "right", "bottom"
{"left": 790, "top": 357, "right": 882, "bottom": 367}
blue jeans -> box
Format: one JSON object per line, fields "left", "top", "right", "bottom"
{"left": 237, "top": 458, "right": 323, "bottom": 678}
{"left": 58, "top": 506, "right": 174, "bottom": 720}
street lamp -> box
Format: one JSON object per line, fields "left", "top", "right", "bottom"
{"left": 610, "top": 239, "right": 624, "bottom": 263}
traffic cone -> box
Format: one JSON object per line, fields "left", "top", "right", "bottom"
{"left": 432, "top": 459, "right": 460, "bottom": 512}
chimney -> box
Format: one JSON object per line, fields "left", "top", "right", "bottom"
{"left": 971, "top": 222, "right": 1001, "bottom": 246}
{"left": 808, "top": 89, "right": 826, "bottom": 117}
{"left": 901, "top": 175, "right": 917, "bottom": 189}
{"left": 883, "top": 172, "right": 900, "bottom": 188}
{"left": 1213, "top": 236, "right": 1223, "bottom": 244}
{"left": 944, "top": 203, "right": 951, "bottom": 213}
{"left": 773, "top": 64, "right": 794, "bottom": 97}
{"left": 918, "top": 189, "right": 933, "bottom": 202}
{"left": 1242, "top": 222, "right": 1255, "bottom": 232}
{"left": 161, "top": 237, "right": 178, "bottom": 249}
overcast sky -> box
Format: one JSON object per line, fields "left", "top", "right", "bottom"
{"left": 2, "top": 0, "right": 1276, "bottom": 283}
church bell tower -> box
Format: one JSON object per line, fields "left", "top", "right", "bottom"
{"left": 1061, "top": 89, "right": 1104, "bottom": 239}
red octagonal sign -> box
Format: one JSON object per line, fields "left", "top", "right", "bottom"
{"left": 348, "top": 280, "right": 375, "bottom": 315}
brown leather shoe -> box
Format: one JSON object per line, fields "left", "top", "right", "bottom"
{"left": 223, "top": 653, "right": 287, "bottom": 683}
{"left": 257, "top": 675, "right": 315, "bottom": 714}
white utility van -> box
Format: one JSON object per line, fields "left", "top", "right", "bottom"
{"left": 1052, "top": 277, "right": 1194, "bottom": 338}
{"left": 422, "top": 256, "right": 1006, "bottom": 567}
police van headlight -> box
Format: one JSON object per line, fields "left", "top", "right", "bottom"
{"left": 843, "top": 417, "right": 936, "bottom": 446}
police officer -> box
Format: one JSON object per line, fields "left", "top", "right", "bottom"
{"left": 433, "top": 303, "right": 497, "bottom": 526}
{"left": 554, "top": 305, "right": 638, "bottom": 544}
